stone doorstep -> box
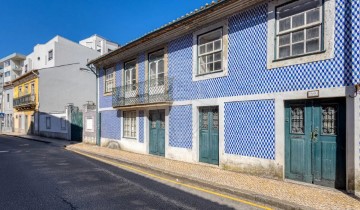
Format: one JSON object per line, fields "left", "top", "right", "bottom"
{"left": 65, "top": 145, "right": 313, "bottom": 210}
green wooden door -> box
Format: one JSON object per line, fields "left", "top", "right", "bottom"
{"left": 71, "top": 111, "right": 83, "bottom": 141}
{"left": 149, "top": 110, "right": 165, "bottom": 156}
{"left": 285, "top": 98, "right": 345, "bottom": 189}
{"left": 199, "top": 107, "right": 219, "bottom": 165}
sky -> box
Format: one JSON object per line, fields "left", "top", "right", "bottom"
{"left": 0, "top": 0, "right": 211, "bottom": 58}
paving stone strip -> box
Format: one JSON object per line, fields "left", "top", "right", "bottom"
{"left": 66, "top": 143, "right": 360, "bottom": 210}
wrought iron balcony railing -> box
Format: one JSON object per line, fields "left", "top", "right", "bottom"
{"left": 13, "top": 93, "right": 36, "bottom": 108}
{"left": 112, "top": 77, "right": 173, "bottom": 107}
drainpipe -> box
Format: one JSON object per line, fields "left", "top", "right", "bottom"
{"left": 84, "top": 64, "right": 100, "bottom": 146}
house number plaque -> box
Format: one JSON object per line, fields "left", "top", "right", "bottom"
{"left": 307, "top": 90, "right": 319, "bottom": 98}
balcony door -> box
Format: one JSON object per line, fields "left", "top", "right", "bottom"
{"left": 148, "top": 49, "right": 165, "bottom": 101}
{"left": 124, "top": 60, "right": 137, "bottom": 103}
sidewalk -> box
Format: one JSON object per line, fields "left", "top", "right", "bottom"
{"left": 1, "top": 132, "right": 75, "bottom": 147}
{"left": 66, "top": 143, "right": 360, "bottom": 210}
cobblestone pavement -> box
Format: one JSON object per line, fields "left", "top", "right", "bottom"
{"left": 67, "top": 143, "right": 360, "bottom": 210}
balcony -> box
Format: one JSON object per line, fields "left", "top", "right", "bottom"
{"left": 112, "top": 77, "right": 173, "bottom": 108}
{"left": 13, "top": 94, "right": 36, "bottom": 110}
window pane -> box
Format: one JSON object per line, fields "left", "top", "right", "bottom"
{"left": 214, "top": 40, "right": 221, "bottom": 51}
{"left": 214, "top": 52, "right": 222, "bottom": 61}
{"left": 292, "top": 31, "right": 304, "bottom": 43}
{"left": 306, "top": 8, "right": 320, "bottom": 24}
{"left": 125, "top": 70, "right": 130, "bottom": 81}
{"left": 158, "top": 73, "right": 164, "bottom": 85}
{"left": 292, "top": 13, "right": 305, "bottom": 28}
{"left": 279, "top": 18, "right": 291, "bottom": 32}
{"left": 306, "top": 39, "right": 320, "bottom": 53}
{"left": 199, "top": 45, "right": 206, "bottom": 55}
{"left": 306, "top": 26, "right": 320, "bottom": 40}
{"left": 214, "top": 61, "right": 222, "bottom": 71}
{"left": 131, "top": 69, "right": 136, "bottom": 80}
{"left": 206, "top": 42, "right": 213, "bottom": 53}
{"left": 207, "top": 54, "right": 213, "bottom": 63}
{"left": 150, "top": 62, "right": 156, "bottom": 77}
{"left": 207, "top": 63, "right": 214, "bottom": 72}
{"left": 199, "top": 64, "right": 206, "bottom": 74}
{"left": 279, "top": 46, "right": 290, "bottom": 58}
{"left": 199, "top": 56, "right": 206, "bottom": 65}
{"left": 158, "top": 60, "right": 164, "bottom": 73}
{"left": 279, "top": 34, "right": 290, "bottom": 46}
{"left": 292, "top": 43, "right": 304, "bottom": 56}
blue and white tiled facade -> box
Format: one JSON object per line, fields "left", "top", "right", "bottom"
{"left": 224, "top": 100, "right": 275, "bottom": 160}
{"left": 96, "top": 0, "right": 360, "bottom": 191}
{"left": 169, "top": 105, "right": 192, "bottom": 149}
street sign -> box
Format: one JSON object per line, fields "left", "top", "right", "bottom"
{"left": 0, "top": 113, "right": 4, "bottom": 118}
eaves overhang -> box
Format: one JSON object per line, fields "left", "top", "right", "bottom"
{"left": 88, "top": 0, "right": 265, "bottom": 68}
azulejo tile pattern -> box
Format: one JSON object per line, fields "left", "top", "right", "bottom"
{"left": 168, "top": 0, "right": 358, "bottom": 102}
{"left": 100, "top": 110, "right": 121, "bottom": 140}
{"left": 224, "top": 100, "right": 275, "bottom": 159}
{"left": 139, "top": 110, "right": 144, "bottom": 143}
{"left": 169, "top": 105, "right": 193, "bottom": 149}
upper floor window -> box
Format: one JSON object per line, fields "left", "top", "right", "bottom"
{"left": 25, "top": 64, "right": 28, "bottom": 72}
{"left": 148, "top": 49, "right": 165, "bottom": 87}
{"left": 276, "top": 0, "right": 323, "bottom": 59}
{"left": 197, "top": 28, "right": 223, "bottom": 75}
{"left": 124, "top": 60, "right": 136, "bottom": 91}
{"left": 48, "top": 50, "right": 53, "bottom": 61}
{"left": 104, "top": 67, "right": 114, "bottom": 94}
{"left": 4, "top": 60, "right": 10, "bottom": 67}
{"left": 25, "top": 85, "right": 29, "bottom": 94}
{"left": 4, "top": 71, "right": 10, "bottom": 77}
{"left": 18, "top": 86, "right": 22, "bottom": 97}
{"left": 123, "top": 111, "right": 136, "bottom": 138}
{"left": 31, "top": 83, "right": 35, "bottom": 94}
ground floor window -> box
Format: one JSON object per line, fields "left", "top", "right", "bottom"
{"left": 123, "top": 111, "right": 136, "bottom": 138}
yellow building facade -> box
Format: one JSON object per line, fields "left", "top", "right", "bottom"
{"left": 12, "top": 70, "right": 39, "bottom": 134}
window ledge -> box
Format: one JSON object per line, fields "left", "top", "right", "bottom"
{"left": 122, "top": 137, "right": 137, "bottom": 140}
{"left": 195, "top": 70, "right": 223, "bottom": 77}
{"left": 193, "top": 70, "right": 227, "bottom": 81}
{"left": 273, "top": 50, "right": 326, "bottom": 62}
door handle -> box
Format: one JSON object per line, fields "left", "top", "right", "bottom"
{"left": 311, "top": 127, "right": 319, "bottom": 142}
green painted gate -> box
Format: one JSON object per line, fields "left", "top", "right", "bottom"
{"left": 149, "top": 110, "right": 165, "bottom": 156}
{"left": 199, "top": 107, "right": 219, "bottom": 165}
{"left": 71, "top": 110, "right": 83, "bottom": 141}
{"left": 285, "top": 98, "right": 346, "bottom": 189}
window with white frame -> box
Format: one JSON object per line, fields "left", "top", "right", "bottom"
{"left": 276, "top": 0, "right": 323, "bottom": 59}
{"left": 148, "top": 49, "right": 165, "bottom": 87}
{"left": 197, "top": 28, "right": 223, "bottom": 75}
{"left": 104, "top": 67, "right": 114, "bottom": 93}
{"left": 124, "top": 60, "right": 137, "bottom": 91}
{"left": 123, "top": 111, "right": 136, "bottom": 138}
{"left": 46, "top": 117, "right": 51, "bottom": 129}
{"left": 48, "top": 50, "right": 53, "bottom": 61}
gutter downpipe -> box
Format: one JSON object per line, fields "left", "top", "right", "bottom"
{"left": 86, "top": 64, "right": 100, "bottom": 146}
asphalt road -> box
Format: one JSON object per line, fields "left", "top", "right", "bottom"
{"left": 0, "top": 135, "right": 264, "bottom": 210}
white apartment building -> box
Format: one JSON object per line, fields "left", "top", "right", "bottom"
{"left": 18, "top": 35, "right": 100, "bottom": 139}
{"left": 0, "top": 53, "right": 26, "bottom": 133}
{"left": 79, "top": 34, "right": 119, "bottom": 55}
